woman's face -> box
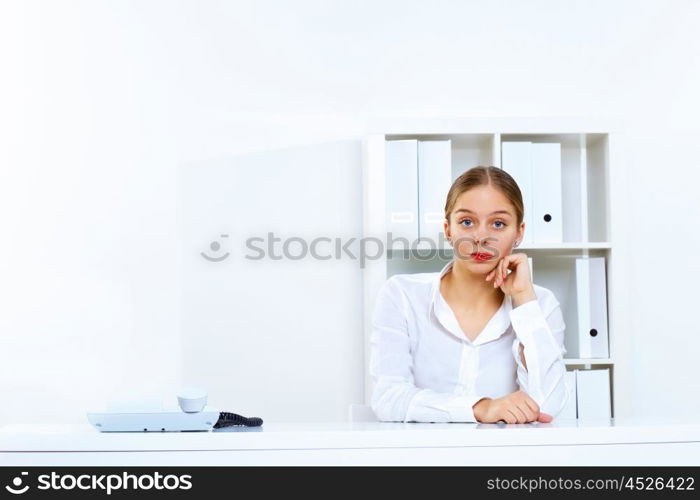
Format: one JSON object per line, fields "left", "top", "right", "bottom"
{"left": 443, "top": 185, "right": 524, "bottom": 273}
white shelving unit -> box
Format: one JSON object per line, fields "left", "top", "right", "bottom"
{"left": 362, "top": 118, "right": 630, "bottom": 418}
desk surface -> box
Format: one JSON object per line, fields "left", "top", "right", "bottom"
{"left": 2, "top": 417, "right": 700, "bottom": 452}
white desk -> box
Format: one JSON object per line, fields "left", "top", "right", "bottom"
{"left": 1, "top": 417, "right": 699, "bottom": 466}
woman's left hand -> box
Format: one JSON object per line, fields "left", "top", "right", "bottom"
{"left": 485, "top": 252, "right": 536, "bottom": 304}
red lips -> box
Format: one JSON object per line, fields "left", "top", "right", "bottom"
{"left": 471, "top": 252, "right": 493, "bottom": 262}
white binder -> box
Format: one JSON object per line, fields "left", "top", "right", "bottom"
{"left": 576, "top": 368, "right": 611, "bottom": 419}
{"left": 386, "top": 140, "right": 419, "bottom": 244}
{"left": 501, "top": 142, "right": 533, "bottom": 244}
{"left": 531, "top": 143, "right": 563, "bottom": 243}
{"left": 577, "top": 257, "right": 609, "bottom": 358}
{"left": 564, "top": 257, "right": 610, "bottom": 359}
{"left": 418, "top": 140, "right": 452, "bottom": 245}
{"left": 559, "top": 370, "right": 577, "bottom": 419}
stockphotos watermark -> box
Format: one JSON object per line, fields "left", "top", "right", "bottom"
{"left": 3, "top": 470, "right": 192, "bottom": 495}
{"left": 200, "top": 232, "right": 505, "bottom": 268}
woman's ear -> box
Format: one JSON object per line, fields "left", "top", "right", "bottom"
{"left": 443, "top": 218, "right": 451, "bottom": 243}
{"left": 515, "top": 222, "right": 525, "bottom": 246}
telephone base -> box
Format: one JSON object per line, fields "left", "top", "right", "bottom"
{"left": 86, "top": 406, "right": 221, "bottom": 432}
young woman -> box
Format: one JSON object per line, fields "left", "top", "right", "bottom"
{"left": 370, "top": 166, "right": 570, "bottom": 424}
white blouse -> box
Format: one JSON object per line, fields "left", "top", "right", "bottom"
{"left": 369, "top": 259, "right": 571, "bottom": 423}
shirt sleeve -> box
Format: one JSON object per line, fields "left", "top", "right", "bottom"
{"left": 509, "top": 296, "right": 572, "bottom": 419}
{"left": 369, "top": 277, "right": 485, "bottom": 423}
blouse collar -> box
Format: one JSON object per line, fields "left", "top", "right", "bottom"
{"left": 430, "top": 259, "right": 513, "bottom": 345}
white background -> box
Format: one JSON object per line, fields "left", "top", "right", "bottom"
{"left": 1, "top": 0, "right": 698, "bottom": 425}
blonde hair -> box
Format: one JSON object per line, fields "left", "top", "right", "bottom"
{"left": 444, "top": 166, "right": 524, "bottom": 225}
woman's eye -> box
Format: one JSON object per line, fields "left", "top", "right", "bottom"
{"left": 459, "top": 219, "right": 506, "bottom": 229}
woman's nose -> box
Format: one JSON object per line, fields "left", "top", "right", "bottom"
{"left": 473, "top": 231, "right": 493, "bottom": 246}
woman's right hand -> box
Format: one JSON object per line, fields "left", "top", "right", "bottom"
{"left": 473, "top": 391, "right": 553, "bottom": 423}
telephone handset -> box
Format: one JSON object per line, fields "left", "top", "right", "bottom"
{"left": 178, "top": 388, "right": 263, "bottom": 428}
{"left": 86, "top": 388, "right": 263, "bottom": 432}
{"left": 177, "top": 389, "right": 262, "bottom": 429}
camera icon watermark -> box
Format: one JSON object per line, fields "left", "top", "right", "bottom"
{"left": 201, "top": 234, "right": 231, "bottom": 262}
{"left": 5, "top": 472, "right": 29, "bottom": 495}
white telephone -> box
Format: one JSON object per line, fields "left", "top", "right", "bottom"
{"left": 86, "top": 388, "right": 263, "bottom": 432}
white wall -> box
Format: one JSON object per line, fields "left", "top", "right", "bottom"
{"left": 1, "top": 0, "right": 699, "bottom": 425}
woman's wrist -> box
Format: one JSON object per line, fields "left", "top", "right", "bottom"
{"left": 472, "top": 397, "right": 492, "bottom": 422}
{"left": 512, "top": 289, "right": 537, "bottom": 308}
